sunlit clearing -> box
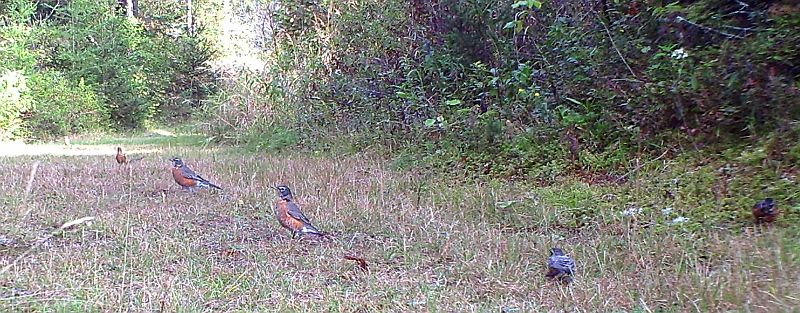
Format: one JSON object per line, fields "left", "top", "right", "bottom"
{"left": 0, "top": 141, "right": 160, "bottom": 157}
{"left": 148, "top": 129, "right": 177, "bottom": 137}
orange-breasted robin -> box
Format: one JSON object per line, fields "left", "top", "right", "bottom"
{"left": 546, "top": 248, "right": 575, "bottom": 283}
{"left": 272, "top": 185, "right": 323, "bottom": 239}
{"left": 116, "top": 147, "right": 144, "bottom": 164}
{"left": 752, "top": 198, "right": 778, "bottom": 223}
{"left": 116, "top": 147, "right": 127, "bottom": 164}
{"left": 170, "top": 158, "right": 222, "bottom": 191}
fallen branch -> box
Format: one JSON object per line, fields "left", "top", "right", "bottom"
{"left": 592, "top": 10, "right": 637, "bottom": 78}
{"left": 675, "top": 16, "right": 744, "bottom": 39}
{"left": 20, "top": 162, "right": 40, "bottom": 219}
{"left": 23, "top": 162, "right": 39, "bottom": 200}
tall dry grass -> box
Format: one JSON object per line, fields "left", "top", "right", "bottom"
{"left": 0, "top": 142, "right": 798, "bottom": 311}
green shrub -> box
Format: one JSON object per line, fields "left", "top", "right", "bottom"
{"left": 48, "top": 0, "right": 161, "bottom": 129}
{"left": 199, "top": 0, "right": 800, "bottom": 182}
{"left": 0, "top": 70, "right": 32, "bottom": 140}
{"left": 26, "top": 71, "right": 108, "bottom": 137}
{"left": 0, "top": 0, "right": 220, "bottom": 139}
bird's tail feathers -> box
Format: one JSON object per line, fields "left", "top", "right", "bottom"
{"left": 302, "top": 224, "right": 323, "bottom": 236}
{"left": 197, "top": 181, "right": 223, "bottom": 190}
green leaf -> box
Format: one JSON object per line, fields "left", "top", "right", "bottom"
{"left": 395, "top": 91, "right": 415, "bottom": 100}
{"left": 424, "top": 119, "right": 436, "bottom": 127}
{"left": 565, "top": 97, "right": 583, "bottom": 105}
{"left": 445, "top": 99, "right": 462, "bottom": 106}
{"left": 511, "top": 1, "right": 528, "bottom": 8}
{"left": 503, "top": 21, "right": 517, "bottom": 30}
{"left": 513, "top": 0, "right": 542, "bottom": 9}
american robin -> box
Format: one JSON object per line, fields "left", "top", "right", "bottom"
{"left": 170, "top": 158, "right": 222, "bottom": 191}
{"left": 752, "top": 198, "right": 778, "bottom": 223}
{"left": 546, "top": 248, "right": 575, "bottom": 283}
{"left": 116, "top": 147, "right": 144, "bottom": 164}
{"left": 272, "top": 185, "right": 323, "bottom": 239}
{"left": 115, "top": 147, "right": 127, "bottom": 164}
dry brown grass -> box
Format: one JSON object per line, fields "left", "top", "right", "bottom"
{"left": 0, "top": 138, "right": 799, "bottom": 312}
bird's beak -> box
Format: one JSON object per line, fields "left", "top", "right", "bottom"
{"left": 271, "top": 186, "right": 279, "bottom": 190}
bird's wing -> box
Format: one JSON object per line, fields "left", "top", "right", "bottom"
{"left": 548, "top": 256, "right": 575, "bottom": 272}
{"left": 285, "top": 201, "right": 313, "bottom": 225}
{"left": 180, "top": 166, "right": 207, "bottom": 182}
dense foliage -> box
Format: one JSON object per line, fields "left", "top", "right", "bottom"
{"left": 208, "top": 0, "right": 800, "bottom": 180}
{"left": 3, "top": 0, "right": 799, "bottom": 180}
{"left": 0, "top": 0, "right": 217, "bottom": 140}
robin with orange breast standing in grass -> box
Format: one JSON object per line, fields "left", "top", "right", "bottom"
{"left": 115, "top": 147, "right": 127, "bottom": 164}
{"left": 116, "top": 147, "right": 143, "bottom": 164}
{"left": 752, "top": 198, "right": 778, "bottom": 224}
{"left": 170, "top": 158, "right": 222, "bottom": 191}
{"left": 272, "top": 185, "right": 323, "bottom": 239}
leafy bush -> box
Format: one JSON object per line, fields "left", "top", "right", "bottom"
{"left": 26, "top": 71, "right": 108, "bottom": 137}
{"left": 0, "top": 70, "right": 31, "bottom": 140}
{"left": 237, "top": 0, "right": 799, "bottom": 179}
{"left": 200, "top": 70, "right": 294, "bottom": 149}
{"left": 0, "top": 0, "right": 219, "bottom": 139}
{"left": 157, "top": 26, "right": 219, "bottom": 122}
{"left": 46, "top": 0, "right": 164, "bottom": 129}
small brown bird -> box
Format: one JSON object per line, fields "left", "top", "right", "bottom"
{"left": 115, "top": 147, "right": 143, "bottom": 164}
{"left": 272, "top": 185, "right": 323, "bottom": 239}
{"left": 752, "top": 198, "right": 778, "bottom": 223}
{"left": 115, "top": 147, "right": 127, "bottom": 164}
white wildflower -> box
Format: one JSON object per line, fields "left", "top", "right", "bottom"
{"left": 671, "top": 48, "right": 688, "bottom": 60}
{"left": 661, "top": 207, "right": 673, "bottom": 215}
{"left": 670, "top": 216, "right": 689, "bottom": 224}
{"left": 621, "top": 207, "right": 643, "bottom": 216}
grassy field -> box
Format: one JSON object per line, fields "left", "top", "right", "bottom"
{"left": 1, "top": 133, "right": 799, "bottom": 312}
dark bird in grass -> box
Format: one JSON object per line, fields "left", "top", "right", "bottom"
{"left": 115, "top": 147, "right": 126, "bottom": 164}
{"left": 115, "top": 147, "right": 144, "bottom": 164}
{"left": 272, "top": 185, "right": 323, "bottom": 239}
{"left": 546, "top": 248, "right": 575, "bottom": 283}
{"left": 170, "top": 158, "right": 222, "bottom": 191}
{"left": 752, "top": 198, "right": 778, "bottom": 224}
{"left": 562, "top": 127, "right": 579, "bottom": 163}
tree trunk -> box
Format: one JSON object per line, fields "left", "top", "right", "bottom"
{"left": 126, "top": 0, "right": 137, "bottom": 19}
{"left": 187, "top": 0, "right": 194, "bottom": 35}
